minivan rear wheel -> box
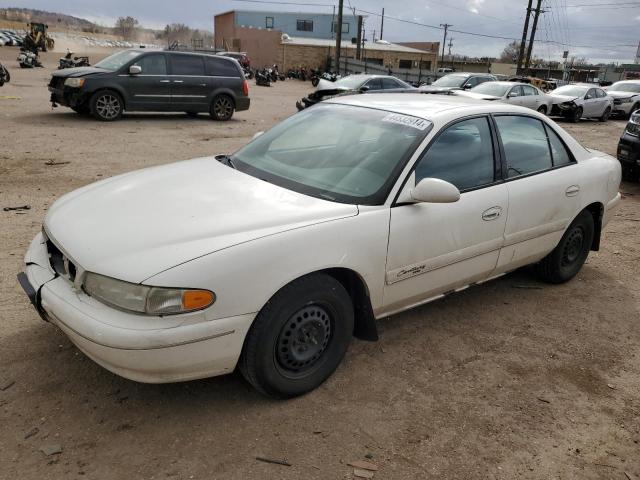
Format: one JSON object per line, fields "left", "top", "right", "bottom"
{"left": 210, "top": 95, "right": 234, "bottom": 121}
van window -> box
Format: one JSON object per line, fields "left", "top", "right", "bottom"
{"left": 171, "top": 55, "right": 205, "bottom": 76}
{"left": 205, "top": 57, "right": 240, "bottom": 77}
{"left": 132, "top": 54, "right": 167, "bottom": 75}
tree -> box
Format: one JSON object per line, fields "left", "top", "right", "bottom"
{"left": 115, "top": 16, "right": 139, "bottom": 40}
{"left": 499, "top": 40, "right": 521, "bottom": 64}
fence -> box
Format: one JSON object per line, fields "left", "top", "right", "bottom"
{"left": 327, "top": 57, "right": 445, "bottom": 85}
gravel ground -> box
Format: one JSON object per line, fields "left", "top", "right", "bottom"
{"left": 1, "top": 48, "right": 639, "bottom": 480}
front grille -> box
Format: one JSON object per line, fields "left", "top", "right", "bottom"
{"left": 46, "top": 239, "right": 76, "bottom": 282}
{"left": 48, "top": 77, "right": 64, "bottom": 90}
{"left": 614, "top": 99, "right": 621, "bottom": 105}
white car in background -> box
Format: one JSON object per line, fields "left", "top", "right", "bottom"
{"left": 457, "top": 81, "right": 553, "bottom": 114}
{"left": 549, "top": 84, "right": 613, "bottom": 122}
{"left": 18, "top": 95, "right": 621, "bottom": 398}
{"left": 605, "top": 80, "right": 640, "bottom": 118}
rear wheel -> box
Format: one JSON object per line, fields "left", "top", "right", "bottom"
{"left": 210, "top": 94, "right": 234, "bottom": 121}
{"left": 599, "top": 106, "right": 611, "bottom": 122}
{"left": 239, "top": 273, "right": 354, "bottom": 398}
{"left": 535, "top": 210, "right": 594, "bottom": 284}
{"left": 90, "top": 90, "right": 123, "bottom": 121}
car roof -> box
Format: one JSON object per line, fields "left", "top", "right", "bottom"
{"left": 326, "top": 92, "right": 532, "bottom": 121}
{"left": 482, "top": 81, "right": 527, "bottom": 86}
{"left": 342, "top": 74, "right": 400, "bottom": 80}
{"left": 613, "top": 80, "right": 640, "bottom": 84}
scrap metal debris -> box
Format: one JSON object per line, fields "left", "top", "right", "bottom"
{"left": 24, "top": 427, "right": 39, "bottom": 439}
{"left": 0, "top": 379, "right": 16, "bottom": 391}
{"left": 255, "top": 456, "right": 291, "bottom": 467}
{"left": 3, "top": 205, "right": 30, "bottom": 212}
{"left": 44, "top": 160, "right": 71, "bottom": 166}
{"left": 40, "top": 444, "right": 62, "bottom": 456}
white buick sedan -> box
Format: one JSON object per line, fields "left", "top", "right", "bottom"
{"left": 19, "top": 94, "right": 621, "bottom": 398}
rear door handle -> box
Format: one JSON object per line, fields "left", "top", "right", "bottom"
{"left": 482, "top": 206, "right": 502, "bottom": 221}
{"left": 565, "top": 185, "right": 580, "bottom": 197}
{"left": 173, "top": 80, "right": 184, "bottom": 83}
{"left": 159, "top": 79, "right": 170, "bottom": 83}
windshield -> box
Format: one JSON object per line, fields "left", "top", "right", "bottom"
{"left": 332, "top": 76, "right": 367, "bottom": 89}
{"left": 432, "top": 75, "right": 468, "bottom": 87}
{"left": 94, "top": 50, "right": 144, "bottom": 71}
{"left": 471, "top": 83, "right": 510, "bottom": 96}
{"left": 609, "top": 83, "right": 640, "bottom": 93}
{"left": 232, "top": 104, "right": 431, "bottom": 204}
{"left": 552, "top": 85, "right": 588, "bottom": 97}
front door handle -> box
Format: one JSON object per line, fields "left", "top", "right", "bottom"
{"left": 159, "top": 79, "right": 170, "bottom": 83}
{"left": 482, "top": 206, "right": 502, "bottom": 221}
{"left": 565, "top": 185, "right": 580, "bottom": 197}
{"left": 172, "top": 80, "right": 184, "bottom": 83}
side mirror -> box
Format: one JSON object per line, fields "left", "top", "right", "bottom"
{"left": 411, "top": 178, "right": 460, "bottom": 203}
{"left": 129, "top": 65, "right": 142, "bottom": 75}
{"left": 359, "top": 85, "right": 370, "bottom": 92}
{"left": 508, "top": 91, "right": 518, "bottom": 98}
{"left": 252, "top": 131, "right": 264, "bottom": 140}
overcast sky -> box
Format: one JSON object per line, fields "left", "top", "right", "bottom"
{"left": 5, "top": 0, "right": 640, "bottom": 63}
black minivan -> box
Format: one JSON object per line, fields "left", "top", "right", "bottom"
{"left": 49, "top": 49, "right": 250, "bottom": 121}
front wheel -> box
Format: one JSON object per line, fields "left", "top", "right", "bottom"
{"left": 629, "top": 103, "right": 639, "bottom": 119}
{"left": 210, "top": 94, "right": 234, "bottom": 121}
{"left": 568, "top": 107, "right": 583, "bottom": 123}
{"left": 239, "top": 273, "right": 354, "bottom": 398}
{"left": 535, "top": 210, "right": 594, "bottom": 284}
{"left": 90, "top": 90, "right": 123, "bottom": 121}
{"left": 599, "top": 106, "right": 611, "bottom": 122}
{"left": 537, "top": 105, "right": 547, "bottom": 115}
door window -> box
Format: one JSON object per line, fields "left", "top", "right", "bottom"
{"left": 508, "top": 86, "right": 523, "bottom": 97}
{"left": 545, "top": 126, "right": 574, "bottom": 166}
{"left": 495, "top": 115, "right": 552, "bottom": 178}
{"left": 585, "top": 88, "right": 596, "bottom": 100}
{"left": 365, "top": 78, "right": 383, "bottom": 90}
{"left": 464, "top": 77, "right": 480, "bottom": 88}
{"left": 595, "top": 88, "right": 606, "bottom": 98}
{"left": 522, "top": 85, "right": 538, "bottom": 96}
{"left": 133, "top": 54, "right": 167, "bottom": 75}
{"left": 171, "top": 55, "right": 205, "bottom": 76}
{"left": 205, "top": 57, "right": 240, "bottom": 77}
{"left": 381, "top": 78, "right": 401, "bottom": 89}
{"left": 415, "top": 117, "right": 495, "bottom": 191}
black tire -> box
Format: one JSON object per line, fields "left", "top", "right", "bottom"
{"left": 311, "top": 77, "right": 319, "bottom": 87}
{"left": 568, "top": 107, "right": 583, "bottom": 123}
{"left": 239, "top": 273, "right": 354, "bottom": 398}
{"left": 210, "top": 94, "right": 234, "bottom": 121}
{"left": 90, "top": 90, "right": 123, "bottom": 121}
{"left": 537, "top": 105, "right": 547, "bottom": 115}
{"left": 599, "top": 106, "right": 611, "bottom": 122}
{"left": 535, "top": 210, "right": 594, "bottom": 284}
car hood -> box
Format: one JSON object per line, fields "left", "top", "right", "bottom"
{"left": 51, "top": 66, "right": 110, "bottom": 78}
{"left": 549, "top": 94, "right": 579, "bottom": 104}
{"left": 418, "top": 85, "right": 460, "bottom": 93}
{"left": 455, "top": 90, "right": 501, "bottom": 101}
{"left": 44, "top": 157, "right": 358, "bottom": 283}
{"left": 606, "top": 91, "right": 637, "bottom": 100}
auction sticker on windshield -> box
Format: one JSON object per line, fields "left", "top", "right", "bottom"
{"left": 382, "top": 113, "right": 430, "bottom": 130}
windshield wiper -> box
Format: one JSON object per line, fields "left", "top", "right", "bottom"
{"left": 217, "top": 154, "right": 236, "bottom": 169}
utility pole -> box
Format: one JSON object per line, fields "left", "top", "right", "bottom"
{"left": 516, "top": 0, "right": 533, "bottom": 75}
{"left": 335, "top": 0, "right": 344, "bottom": 73}
{"left": 440, "top": 23, "right": 452, "bottom": 67}
{"left": 356, "top": 15, "right": 363, "bottom": 60}
{"left": 524, "top": 0, "right": 544, "bottom": 74}
{"left": 448, "top": 37, "right": 454, "bottom": 69}
{"left": 331, "top": 5, "right": 336, "bottom": 39}
{"left": 380, "top": 8, "right": 384, "bottom": 40}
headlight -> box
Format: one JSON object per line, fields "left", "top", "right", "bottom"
{"left": 558, "top": 101, "right": 575, "bottom": 109}
{"left": 83, "top": 272, "right": 215, "bottom": 315}
{"left": 64, "top": 78, "right": 85, "bottom": 88}
{"left": 619, "top": 97, "right": 633, "bottom": 104}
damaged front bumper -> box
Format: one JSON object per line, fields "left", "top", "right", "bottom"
{"left": 17, "top": 232, "right": 255, "bottom": 383}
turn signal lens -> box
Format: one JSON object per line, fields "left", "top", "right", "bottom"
{"left": 242, "top": 79, "right": 249, "bottom": 96}
{"left": 182, "top": 290, "right": 215, "bottom": 311}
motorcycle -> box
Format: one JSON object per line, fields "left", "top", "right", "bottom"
{"left": 58, "top": 49, "right": 90, "bottom": 69}
{"left": 0, "top": 62, "right": 9, "bottom": 86}
{"left": 242, "top": 66, "right": 254, "bottom": 79}
{"left": 311, "top": 70, "right": 340, "bottom": 87}
{"left": 17, "top": 49, "right": 43, "bottom": 68}
{"left": 255, "top": 68, "right": 271, "bottom": 87}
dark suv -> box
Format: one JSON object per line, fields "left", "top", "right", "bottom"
{"left": 617, "top": 109, "right": 640, "bottom": 181}
{"left": 48, "top": 49, "right": 250, "bottom": 121}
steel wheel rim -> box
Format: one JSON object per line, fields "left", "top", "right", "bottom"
{"left": 561, "top": 227, "right": 584, "bottom": 267}
{"left": 96, "top": 94, "right": 120, "bottom": 119}
{"left": 214, "top": 97, "right": 233, "bottom": 118}
{"left": 275, "top": 304, "right": 332, "bottom": 376}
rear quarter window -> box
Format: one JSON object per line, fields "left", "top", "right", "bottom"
{"left": 205, "top": 57, "right": 241, "bottom": 77}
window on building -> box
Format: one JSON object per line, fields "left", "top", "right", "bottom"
{"left": 419, "top": 60, "right": 431, "bottom": 70}
{"left": 364, "top": 57, "right": 383, "bottom": 65}
{"left": 331, "top": 21, "right": 349, "bottom": 33}
{"left": 265, "top": 16, "right": 274, "bottom": 28}
{"left": 296, "top": 20, "right": 313, "bottom": 32}
{"left": 398, "top": 59, "right": 413, "bottom": 69}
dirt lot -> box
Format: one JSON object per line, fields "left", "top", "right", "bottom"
{"left": 1, "top": 48, "right": 639, "bottom": 480}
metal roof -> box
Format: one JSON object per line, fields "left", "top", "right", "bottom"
{"left": 281, "top": 36, "right": 430, "bottom": 54}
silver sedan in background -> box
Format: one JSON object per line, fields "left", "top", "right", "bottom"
{"left": 456, "top": 81, "right": 553, "bottom": 114}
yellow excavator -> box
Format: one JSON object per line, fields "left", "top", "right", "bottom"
{"left": 23, "top": 22, "right": 55, "bottom": 53}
